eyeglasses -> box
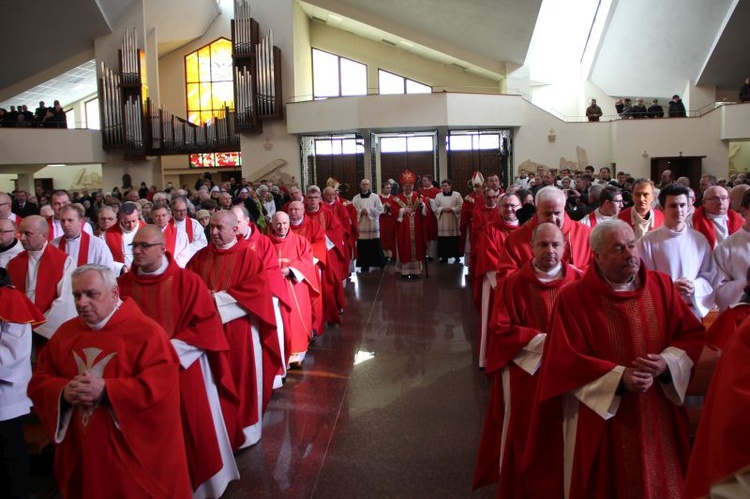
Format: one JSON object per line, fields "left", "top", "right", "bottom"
{"left": 129, "top": 242, "right": 164, "bottom": 249}
{"left": 704, "top": 196, "right": 729, "bottom": 202}
{"left": 500, "top": 204, "right": 521, "bottom": 209}
{"left": 0, "top": 202, "right": 9, "bottom": 207}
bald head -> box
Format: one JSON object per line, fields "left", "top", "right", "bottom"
{"left": 132, "top": 225, "right": 166, "bottom": 272}
{"left": 18, "top": 215, "right": 48, "bottom": 251}
{"left": 134, "top": 224, "right": 165, "bottom": 245}
{"left": 271, "top": 211, "right": 290, "bottom": 237}
{"left": 210, "top": 210, "right": 239, "bottom": 247}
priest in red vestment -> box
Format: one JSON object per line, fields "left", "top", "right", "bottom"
{"left": 151, "top": 203, "right": 191, "bottom": 267}
{"left": 685, "top": 315, "right": 750, "bottom": 498}
{"left": 187, "top": 210, "right": 281, "bottom": 450}
{"left": 324, "top": 183, "right": 358, "bottom": 275}
{"left": 305, "top": 186, "right": 347, "bottom": 323}
{"left": 8, "top": 215, "right": 77, "bottom": 339}
{"left": 231, "top": 204, "right": 293, "bottom": 386}
{"left": 394, "top": 170, "right": 427, "bottom": 279}
{"left": 52, "top": 204, "right": 115, "bottom": 270}
{"left": 28, "top": 264, "right": 192, "bottom": 499}
{"left": 691, "top": 185, "right": 743, "bottom": 249}
{"left": 118, "top": 225, "right": 239, "bottom": 497}
{"left": 419, "top": 175, "right": 440, "bottom": 260}
{"left": 459, "top": 172, "right": 485, "bottom": 269}
{"left": 524, "top": 219, "right": 705, "bottom": 499}
{"left": 378, "top": 181, "right": 398, "bottom": 261}
{"left": 268, "top": 212, "right": 319, "bottom": 367}
{"left": 468, "top": 187, "right": 503, "bottom": 291}
{"left": 473, "top": 193, "right": 521, "bottom": 368}
{"left": 288, "top": 201, "right": 327, "bottom": 334}
{"left": 104, "top": 201, "right": 146, "bottom": 274}
{"left": 498, "top": 186, "right": 591, "bottom": 281}
{"left": 474, "top": 223, "right": 582, "bottom": 494}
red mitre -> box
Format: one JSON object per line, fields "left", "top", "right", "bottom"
{"left": 399, "top": 169, "right": 417, "bottom": 186}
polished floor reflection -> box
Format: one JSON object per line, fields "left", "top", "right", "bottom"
{"left": 225, "top": 261, "right": 496, "bottom": 498}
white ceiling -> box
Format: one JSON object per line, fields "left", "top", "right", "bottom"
{"left": 1, "top": 0, "right": 749, "bottom": 115}
{"left": 590, "top": 0, "right": 736, "bottom": 97}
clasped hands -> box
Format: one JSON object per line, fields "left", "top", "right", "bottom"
{"left": 63, "top": 371, "right": 106, "bottom": 408}
{"left": 622, "top": 353, "right": 667, "bottom": 394}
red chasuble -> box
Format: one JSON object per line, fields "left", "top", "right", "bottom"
{"left": 471, "top": 218, "right": 519, "bottom": 310}
{"left": 27, "top": 299, "right": 192, "bottom": 499}
{"left": 468, "top": 204, "right": 502, "bottom": 284}
{"left": 7, "top": 243, "right": 69, "bottom": 314}
{"left": 704, "top": 302, "right": 750, "bottom": 350}
{"left": 268, "top": 231, "right": 320, "bottom": 359}
{"left": 691, "top": 206, "right": 743, "bottom": 249}
{"left": 57, "top": 232, "right": 91, "bottom": 267}
{"left": 617, "top": 207, "right": 664, "bottom": 235}
{"left": 186, "top": 239, "right": 281, "bottom": 448}
{"left": 525, "top": 264, "right": 704, "bottom": 499}
{"left": 394, "top": 192, "right": 426, "bottom": 264}
{"left": 162, "top": 223, "right": 178, "bottom": 256}
{"left": 419, "top": 185, "right": 440, "bottom": 244}
{"left": 459, "top": 191, "right": 483, "bottom": 252}
{"left": 378, "top": 194, "right": 398, "bottom": 255}
{"left": 474, "top": 261, "right": 581, "bottom": 493}
{"left": 497, "top": 214, "right": 592, "bottom": 281}
{"left": 118, "top": 256, "right": 238, "bottom": 489}
{"left": 104, "top": 221, "right": 146, "bottom": 263}
{"left": 306, "top": 207, "right": 346, "bottom": 324}
{"left": 685, "top": 316, "right": 750, "bottom": 498}
{"left": 0, "top": 286, "right": 45, "bottom": 325}
{"left": 291, "top": 217, "right": 331, "bottom": 332}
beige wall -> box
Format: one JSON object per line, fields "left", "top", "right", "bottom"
{"left": 310, "top": 23, "right": 500, "bottom": 94}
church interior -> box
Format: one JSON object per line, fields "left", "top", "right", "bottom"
{"left": 2, "top": 0, "right": 750, "bottom": 497}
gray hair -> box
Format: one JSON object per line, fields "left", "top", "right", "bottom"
{"left": 535, "top": 185, "right": 565, "bottom": 206}
{"left": 588, "top": 184, "right": 604, "bottom": 202}
{"left": 590, "top": 219, "right": 632, "bottom": 253}
{"left": 72, "top": 264, "right": 118, "bottom": 290}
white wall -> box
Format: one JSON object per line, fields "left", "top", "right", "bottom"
{"left": 310, "top": 23, "right": 500, "bottom": 94}
{"left": 0, "top": 129, "right": 107, "bottom": 165}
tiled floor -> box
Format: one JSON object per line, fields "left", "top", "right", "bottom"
{"left": 29, "top": 260, "right": 497, "bottom": 498}
{"left": 225, "top": 261, "right": 497, "bottom": 498}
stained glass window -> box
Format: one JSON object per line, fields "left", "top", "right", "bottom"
{"left": 185, "top": 37, "right": 240, "bottom": 168}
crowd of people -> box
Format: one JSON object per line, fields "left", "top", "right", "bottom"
{"left": 1, "top": 161, "right": 750, "bottom": 497}
{"left": 0, "top": 100, "right": 67, "bottom": 128}
{"left": 586, "top": 95, "right": 687, "bottom": 121}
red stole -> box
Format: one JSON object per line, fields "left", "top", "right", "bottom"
{"left": 163, "top": 224, "right": 177, "bottom": 256}
{"left": 57, "top": 232, "right": 91, "bottom": 266}
{"left": 7, "top": 244, "right": 69, "bottom": 313}
{"left": 185, "top": 218, "right": 194, "bottom": 243}
{"left": 47, "top": 217, "right": 87, "bottom": 241}
{"left": 105, "top": 221, "right": 146, "bottom": 262}
{"left": 691, "top": 206, "right": 743, "bottom": 249}
{"left": 587, "top": 211, "right": 599, "bottom": 227}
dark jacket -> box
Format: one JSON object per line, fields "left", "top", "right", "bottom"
{"left": 668, "top": 99, "right": 686, "bottom": 117}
